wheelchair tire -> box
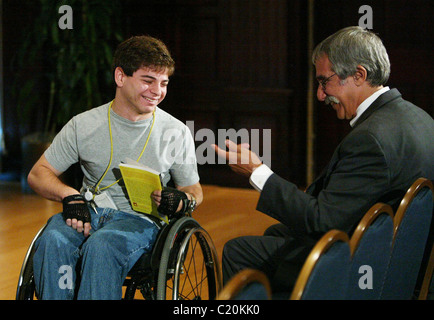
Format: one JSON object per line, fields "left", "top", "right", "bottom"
{"left": 16, "top": 225, "right": 47, "bottom": 300}
{"left": 156, "top": 217, "right": 221, "bottom": 300}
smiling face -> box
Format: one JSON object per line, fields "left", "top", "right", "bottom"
{"left": 113, "top": 66, "right": 169, "bottom": 121}
{"left": 315, "top": 55, "right": 359, "bottom": 120}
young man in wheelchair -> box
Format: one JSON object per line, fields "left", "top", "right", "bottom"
{"left": 27, "top": 35, "right": 203, "bottom": 300}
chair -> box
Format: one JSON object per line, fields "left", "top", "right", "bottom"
{"left": 416, "top": 180, "right": 434, "bottom": 300}
{"left": 17, "top": 216, "right": 222, "bottom": 300}
{"left": 216, "top": 269, "right": 272, "bottom": 300}
{"left": 347, "top": 203, "right": 394, "bottom": 299}
{"left": 418, "top": 244, "right": 434, "bottom": 300}
{"left": 381, "top": 178, "right": 434, "bottom": 299}
{"left": 290, "top": 229, "right": 351, "bottom": 300}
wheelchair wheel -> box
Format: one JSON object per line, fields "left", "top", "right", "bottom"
{"left": 16, "top": 225, "right": 47, "bottom": 300}
{"left": 156, "top": 217, "right": 222, "bottom": 300}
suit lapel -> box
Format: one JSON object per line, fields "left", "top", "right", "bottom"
{"left": 307, "top": 88, "right": 402, "bottom": 196}
{"left": 352, "top": 88, "right": 402, "bottom": 129}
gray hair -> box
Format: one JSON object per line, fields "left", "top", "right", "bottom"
{"left": 312, "top": 26, "right": 390, "bottom": 86}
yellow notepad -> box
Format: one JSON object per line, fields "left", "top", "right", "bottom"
{"left": 119, "top": 158, "right": 168, "bottom": 223}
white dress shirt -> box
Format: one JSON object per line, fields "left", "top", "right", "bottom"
{"left": 350, "top": 86, "right": 389, "bottom": 127}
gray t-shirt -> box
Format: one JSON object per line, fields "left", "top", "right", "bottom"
{"left": 45, "top": 102, "right": 199, "bottom": 216}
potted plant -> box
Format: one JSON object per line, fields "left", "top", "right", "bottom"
{"left": 12, "top": 0, "right": 123, "bottom": 192}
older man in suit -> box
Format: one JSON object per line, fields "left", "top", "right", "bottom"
{"left": 214, "top": 26, "right": 434, "bottom": 296}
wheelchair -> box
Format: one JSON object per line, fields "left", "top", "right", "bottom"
{"left": 16, "top": 214, "right": 222, "bottom": 300}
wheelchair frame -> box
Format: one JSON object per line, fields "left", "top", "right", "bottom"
{"left": 16, "top": 216, "right": 222, "bottom": 300}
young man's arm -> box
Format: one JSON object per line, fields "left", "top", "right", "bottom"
{"left": 28, "top": 154, "right": 91, "bottom": 236}
{"left": 177, "top": 182, "right": 203, "bottom": 207}
{"left": 28, "top": 154, "right": 79, "bottom": 201}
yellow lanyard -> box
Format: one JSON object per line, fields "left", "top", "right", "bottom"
{"left": 94, "top": 101, "right": 156, "bottom": 193}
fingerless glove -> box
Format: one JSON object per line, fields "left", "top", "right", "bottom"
{"left": 157, "top": 187, "right": 188, "bottom": 219}
{"left": 62, "top": 194, "right": 91, "bottom": 224}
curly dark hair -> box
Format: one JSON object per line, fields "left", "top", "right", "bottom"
{"left": 112, "top": 35, "right": 175, "bottom": 77}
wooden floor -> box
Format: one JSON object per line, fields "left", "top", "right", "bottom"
{"left": 0, "top": 182, "right": 278, "bottom": 300}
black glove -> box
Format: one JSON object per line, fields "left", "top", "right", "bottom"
{"left": 158, "top": 187, "right": 188, "bottom": 219}
{"left": 62, "top": 194, "right": 91, "bottom": 224}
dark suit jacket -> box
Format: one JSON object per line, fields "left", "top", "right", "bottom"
{"left": 257, "top": 89, "right": 434, "bottom": 240}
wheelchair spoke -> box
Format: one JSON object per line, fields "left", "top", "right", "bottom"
{"left": 173, "top": 232, "right": 214, "bottom": 300}
{"left": 181, "top": 236, "right": 199, "bottom": 296}
{"left": 156, "top": 218, "right": 221, "bottom": 300}
{"left": 180, "top": 236, "right": 204, "bottom": 299}
{"left": 179, "top": 275, "right": 208, "bottom": 300}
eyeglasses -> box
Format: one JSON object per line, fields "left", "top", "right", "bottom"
{"left": 317, "top": 73, "right": 337, "bottom": 90}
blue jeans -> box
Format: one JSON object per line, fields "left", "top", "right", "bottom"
{"left": 33, "top": 207, "right": 159, "bottom": 300}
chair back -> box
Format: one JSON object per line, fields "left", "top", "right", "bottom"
{"left": 290, "top": 230, "right": 351, "bottom": 300}
{"left": 415, "top": 180, "right": 434, "bottom": 300}
{"left": 347, "top": 203, "right": 394, "bottom": 299}
{"left": 216, "top": 269, "right": 271, "bottom": 300}
{"left": 381, "top": 178, "right": 434, "bottom": 299}
{"left": 418, "top": 244, "right": 434, "bottom": 299}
